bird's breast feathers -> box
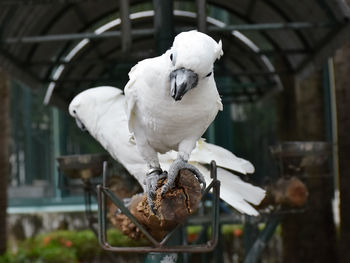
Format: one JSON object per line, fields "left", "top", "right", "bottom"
{"left": 125, "top": 55, "right": 222, "bottom": 153}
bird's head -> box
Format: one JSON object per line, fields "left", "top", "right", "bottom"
{"left": 69, "top": 94, "right": 88, "bottom": 132}
{"left": 168, "top": 30, "right": 223, "bottom": 101}
{"left": 69, "top": 86, "right": 122, "bottom": 132}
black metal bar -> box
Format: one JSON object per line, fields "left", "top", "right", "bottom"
{"left": 196, "top": 0, "right": 207, "bottom": 33}
{"left": 120, "top": 0, "right": 132, "bottom": 52}
{"left": 4, "top": 29, "right": 154, "bottom": 44}
{"left": 96, "top": 185, "right": 106, "bottom": 246}
{"left": 153, "top": 0, "right": 174, "bottom": 54}
{"left": 99, "top": 162, "right": 109, "bottom": 246}
{"left": 27, "top": 48, "right": 306, "bottom": 68}
{"left": 4, "top": 22, "right": 340, "bottom": 44}
{"left": 102, "top": 187, "right": 160, "bottom": 247}
{"left": 0, "top": 0, "right": 87, "bottom": 4}
{"left": 211, "top": 21, "right": 340, "bottom": 32}
{"left": 210, "top": 162, "right": 220, "bottom": 249}
{"left": 96, "top": 161, "right": 221, "bottom": 253}
{"left": 243, "top": 218, "right": 280, "bottom": 263}
{"left": 182, "top": 225, "right": 189, "bottom": 263}
{"left": 159, "top": 224, "right": 184, "bottom": 246}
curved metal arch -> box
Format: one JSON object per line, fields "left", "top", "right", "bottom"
{"left": 40, "top": 7, "right": 120, "bottom": 81}
{"left": 64, "top": 16, "right": 264, "bottom": 91}
{"left": 25, "top": 0, "right": 151, "bottom": 64}
{"left": 50, "top": 12, "right": 152, "bottom": 98}
{"left": 219, "top": 39, "right": 270, "bottom": 85}
{"left": 204, "top": 0, "right": 294, "bottom": 70}
{"left": 261, "top": 0, "right": 312, "bottom": 49}
{"left": 40, "top": 1, "right": 157, "bottom": 91}
{"left": 25, "top": 3, "right": 76, "bottom": 62}
{"left": 84, "top": 36, "right": 156, "bottom": 91}
{"left": 45, "top": 0, "right": 292, "bottom": 84}
{"left": 205, "top": 0, "right": 340, "bottom": 71}
{"left": 58, "top": 12, "right": 278, "bottom": 100}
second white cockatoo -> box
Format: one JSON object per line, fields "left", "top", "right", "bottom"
{"left": 69, "top": 86, "right": 265, "bottom": 216}
{"left": 124, "top": 30, "right": 224, "bottom": 210}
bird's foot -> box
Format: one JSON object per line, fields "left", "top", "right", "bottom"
{"left": 144, "top": 168, "right": 167, "bottom": 214}
{"left": 161, "top": 158, "right": 206, "bottom": 196}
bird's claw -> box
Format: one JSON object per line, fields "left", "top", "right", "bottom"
{"left": 161, "top": 158, "right": 206, "bottom": 196}
{"left": 144, "top": 169, "right": 167, "bottom": 214}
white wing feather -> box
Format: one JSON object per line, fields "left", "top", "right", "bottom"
{"left": 191, "top": 138, "right": 255, "bottom": 174}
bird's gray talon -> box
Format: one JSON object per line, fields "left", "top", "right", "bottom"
{"left": 162, "top": 158, "right": 206, "bottom": 196}
{"left": 194, "top": 173, "right": 206, "bottom": 189}
{"left": 145, "top": 169, "right": 165, "bottom": 214}
{"left": 161, "top": 184, "right": 170, "bottom": 196}
{"left": 147, "top": 167, "right": 163, "bottom": 176}
{"left": 147, "top": 195, "right": 156, "bottom": 214}
{"left": 159, "top": 171, "right": 168, "bottom": 180}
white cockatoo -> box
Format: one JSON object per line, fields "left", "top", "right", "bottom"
{"left": 69, "top": 86, "right": 265, "bottom": 215}
{"left": 124, "top": 30, "right": 224, "bottom": 209}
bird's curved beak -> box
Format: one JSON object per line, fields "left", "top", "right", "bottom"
{"left": 75, "top": 117, "right": 87, "bottom": 132}
{"left": 170, "top": 68, "right": 198, "bottom": 101}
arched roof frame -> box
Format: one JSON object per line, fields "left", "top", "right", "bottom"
{"left": 0, "top": 0, "right": 349, "bottom": 106}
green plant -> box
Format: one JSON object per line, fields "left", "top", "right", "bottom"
{"left": 107, "top": 228, "right": 149, "bottom": 247}
{"left": 0, "top": 228, "right": 149, "bottom": 263}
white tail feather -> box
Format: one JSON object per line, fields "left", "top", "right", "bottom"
{"left": 196, "top": 163, "right": 265, "bottom": 216}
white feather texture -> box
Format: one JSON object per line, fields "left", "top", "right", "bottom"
{"left": 69, "top": 86, "right": 265, "bottom": 215}
{"left": 124, "top": 31, "right": 223, "bottom": 169}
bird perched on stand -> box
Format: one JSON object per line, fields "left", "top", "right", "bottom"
{"left": 69, "top": 86, "right": 265, "bottom": 216}
{"left": 124, "top": 30, "right": 225, "bottom": 210}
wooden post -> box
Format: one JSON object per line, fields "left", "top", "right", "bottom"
{"left": 334, "top": 43, "right": 350, "bottom": 263}
{"left": 0, "top": 69, "right": 10, "bottom": 255}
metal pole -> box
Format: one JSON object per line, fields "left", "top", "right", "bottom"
{"left": 196, "top": 0, "right": 207, "bottom": 33}
{"left": 120, "top": 0, "right": 132, "bottom": 52}
{"left": 4, "top": 29, "right": 154, "bottom": 44}
{"left": 153, "top": 0, "right": 174, "bottom": 54}
{"left": 210, "top": 21, "right": 338, "bottom": 32}
{"left": 4, "top": 22, "right": 339, "bottom": 44}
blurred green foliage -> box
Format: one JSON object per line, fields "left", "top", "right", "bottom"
{"left": 0, "top": 228, "right": 148, "bottom": 263}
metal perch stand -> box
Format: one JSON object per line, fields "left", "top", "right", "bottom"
{"left": 58, "top": 153, "right": 302, "bottom": 262}
{"left": 96, "top": 160, "right": 221, "bottom": 253}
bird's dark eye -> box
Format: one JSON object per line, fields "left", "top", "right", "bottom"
{"left": 73, "top": 110, "right": 76, "bottom": 114}
{"left": 206, "top": 72, "right": 212, "bottom": 77}
{"left": 170, "top": 53, "right": 173, "bottom": 61}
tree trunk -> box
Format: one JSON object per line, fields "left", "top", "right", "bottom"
{"left": 0, "top": 70, "right": 10, "bottom": 254}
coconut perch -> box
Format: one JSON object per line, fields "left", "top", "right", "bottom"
{"left": 259, "top": 176, "right": 309, "bottom": 209}
{"left": 108, "top": 169, "right": 202, "bottom": 241}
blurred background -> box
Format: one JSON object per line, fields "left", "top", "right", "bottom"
{"left": 0, "top": 0, "right": 350, "bottom": 262}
